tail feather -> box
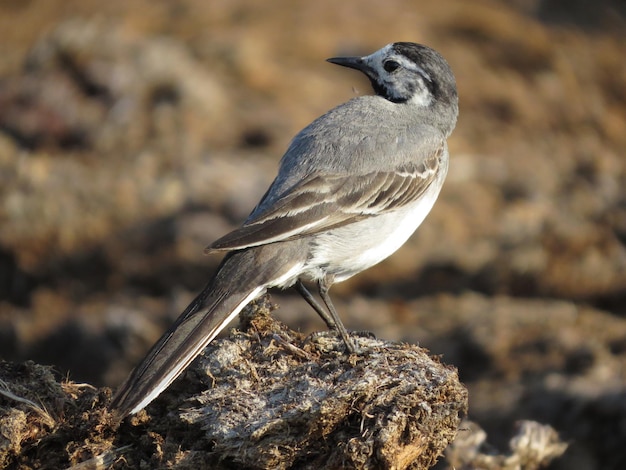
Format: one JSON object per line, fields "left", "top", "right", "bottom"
{"left": 109, "top": 248, "right": 289, "bottom": 419}
{"left": 110, "top": 283, "right": 263, "bottom": 418}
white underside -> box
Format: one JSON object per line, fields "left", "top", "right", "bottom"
{"left": 269, "top": 262, "right": 306, "bottom": 289}
{"left": 305, "top": 180, "right": 442, "bottom": 283}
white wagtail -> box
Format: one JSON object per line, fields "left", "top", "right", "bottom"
{"left": 110, "top": 42, "right": 458, "bottom": 418}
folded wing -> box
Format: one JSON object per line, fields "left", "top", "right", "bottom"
{"left": 206, "top": 144, "right": 443, "bottom": 252}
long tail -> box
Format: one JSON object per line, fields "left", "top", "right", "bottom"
{"left": 110, "top": 248, "right": 291, "bottom": 419}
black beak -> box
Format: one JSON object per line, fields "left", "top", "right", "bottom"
{"left": 326, "top": 56, "right": 371, "bottom": 74}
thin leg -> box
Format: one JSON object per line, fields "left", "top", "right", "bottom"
{"left": 318, "top": 278, "right": 357, "bottom": 353}
{"left": 294, "top": 280, "right": 337, "bottom": 330}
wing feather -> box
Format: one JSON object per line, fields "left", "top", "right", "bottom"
{"left": 206, "top": 145, "right": 444, "bottom": 252}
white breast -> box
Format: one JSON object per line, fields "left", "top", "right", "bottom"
{"left": 305, "top": 180, "right": 443, "bottom": 283}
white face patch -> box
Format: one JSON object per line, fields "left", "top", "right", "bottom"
{"left": 362, "top": 44, "right": 433, "bottom": 106}
{"left": 408, "top": 85, "right": 433, "bottom": 106}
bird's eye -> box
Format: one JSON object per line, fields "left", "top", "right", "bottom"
{"left": 383, "top": 60, "right": 400, "bottom": 73}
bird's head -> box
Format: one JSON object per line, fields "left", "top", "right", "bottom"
{"left": 327, "top": 42, "right": 458, "bottom": 127}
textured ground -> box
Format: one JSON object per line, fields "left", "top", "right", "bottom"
{"left": 0, "top": 0, "right": 625, "bottom": 468}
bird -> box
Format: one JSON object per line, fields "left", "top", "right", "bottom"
{"left": 110, "top": 42, "right": 458, "bottom": 419}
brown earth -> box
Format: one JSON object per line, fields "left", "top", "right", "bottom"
{"left": 0, "top": 0, "right": 625, "bottom": 468}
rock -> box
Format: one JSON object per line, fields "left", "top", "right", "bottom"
{"left": 0, "top": 299, "right": 467, "bottom": 470}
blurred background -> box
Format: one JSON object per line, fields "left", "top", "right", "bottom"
{"left": 0, "top": 0, "right": 624, "bottom": 467}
